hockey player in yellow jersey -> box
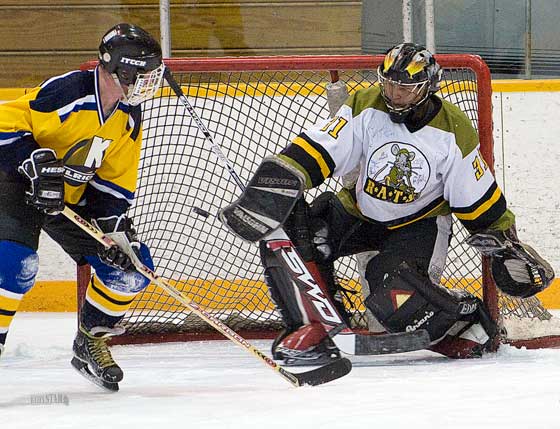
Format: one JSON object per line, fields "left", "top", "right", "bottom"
{"left": 220, "top": 43, "right": 555, "bottom": 365}
{"left": 0, "top": 23, "right": 165, "bottom": 391}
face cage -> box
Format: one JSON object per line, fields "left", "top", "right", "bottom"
{"left": 377, "top": 69, "right": 431, "bottom": 114}
{"left": 125, "top": 64, "right": 165, "bottom": 106}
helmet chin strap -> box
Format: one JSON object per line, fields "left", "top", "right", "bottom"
{"left": 388, "top": 94, "right": 431, "bottom": 124}
{"left": 111, "top": 73, "right": 131, "bottom": 104}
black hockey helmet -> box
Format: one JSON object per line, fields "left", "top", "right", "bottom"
{"left": 99, "top": 23, "right": 164, "bottom": 105}
{"left": 377, "top": 43, "right": 442, "bottom": 122}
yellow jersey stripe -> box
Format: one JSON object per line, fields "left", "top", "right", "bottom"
{"left": 387, "top": 200, "right": 448, "bottom": 230}
{"left": 292, "top": 136, "right": 331, "bottom": 179}
{"left": 454, "top": 187, "right": 502, "bottom": 221}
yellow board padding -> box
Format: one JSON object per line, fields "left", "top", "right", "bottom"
{"left": 17, "top": 277, "right": 560, "bottom": 312}
{"left": 3, "top": 79, "right": 560, "bottom": 103}
{"left": 135, "top": 278, "right": 277, "bottom": 313}
{"left": 492, "top": 79, "right": 560, "bottom": 92}
{"left": 19, "top": 281, "right": 77, "bottom": 312}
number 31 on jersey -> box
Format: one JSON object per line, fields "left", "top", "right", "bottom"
{"left": 320, "top": 116, "right": 348, "bottom": 139}
{"left": 472, "top": 149, "right": 489, "bottom": 180}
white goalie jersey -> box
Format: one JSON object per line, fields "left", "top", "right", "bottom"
{"left": 278, "top": 85, "right": 511, "bottom": 232}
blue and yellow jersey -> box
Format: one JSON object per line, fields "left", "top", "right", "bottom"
{"left": 0, "top": 66, "right": 142, "bottom": 218}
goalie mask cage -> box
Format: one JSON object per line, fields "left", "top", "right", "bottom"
{"left": 78, "top": 55, "right": 560, "bottom": 349}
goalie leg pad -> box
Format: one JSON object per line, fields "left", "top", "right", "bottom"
{"left": 260, "top": 242, "right": 306, "bottom": 331}
{"left": 219, "top": 156, "right": 305, "bottom": 242}
{"left": 260, "top": 242, "right": 344, "bottom": 364}
{"left": 364, "top": 259, "right": 485, "bottom": 342}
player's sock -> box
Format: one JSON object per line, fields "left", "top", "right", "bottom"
{"left": 0, "top": 241, "right": 39, "bottom": 356}
{"left": 82, "top": 275, "right": 138, "bottom": 326}
{"left": 0, "top": 290, "right": 22, "bottom": 351}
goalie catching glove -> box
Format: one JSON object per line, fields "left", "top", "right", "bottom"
{"left": 219, "top": 156, "right": 305, "bottom": 242}
{"left": 466, "top": 228, "right": 554, "bottom": 298}
{"left": 18, "top": 148, "right": 65, "bottom": 215}
{"left": 93, "top": 215, "right": 142, "bottom": 272}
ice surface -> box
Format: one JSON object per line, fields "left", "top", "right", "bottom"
{"left": 1, "top": 312, "right": 560, "bottom": 428}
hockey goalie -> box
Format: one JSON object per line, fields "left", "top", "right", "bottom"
{"left": 220, "top": 43, "right": 554, "bottom": 365}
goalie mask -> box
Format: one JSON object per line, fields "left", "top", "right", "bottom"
{"left": 99, "top": 23, "right": 164, "bottom": 106}
{"left": 377, "top": 43, "right": 442, "bottom": 123}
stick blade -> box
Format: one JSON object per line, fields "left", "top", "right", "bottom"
{"left": 290, "top": 357, "right": 352, "bottom": 387}
{"left": 355, "top": 329, "right": 430, "bottom": 355}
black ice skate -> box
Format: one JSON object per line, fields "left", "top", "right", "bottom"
{"left": 71, "top": 325, "right": 125, "bottom": 392}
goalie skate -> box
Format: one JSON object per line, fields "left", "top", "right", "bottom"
{"left": 71, "top": 325, "right": 124, "bottom": 392}
{"left": 272, "top": 324, "right": 342, "bottom": 367}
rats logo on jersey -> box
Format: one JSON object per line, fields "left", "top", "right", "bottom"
{"left": 364, "top": 142, "right": 430, "bottom": 203}
{"left": 63, "top": 136, "right": 112, "bottom": 186}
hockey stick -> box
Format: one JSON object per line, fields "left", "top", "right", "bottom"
{"left": 61, "top": 206, "right": 351, "bottom": 387}
{"left": 164, "top": 69, "right": 430, "bottom": 356}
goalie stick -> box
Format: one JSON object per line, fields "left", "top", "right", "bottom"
{"left": 61, "top": 206, "right": 351, "bottom": 387}
{"left": 164, "top": 68, "right": 431, "bottom": 356}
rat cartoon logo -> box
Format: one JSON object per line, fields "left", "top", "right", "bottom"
{"left": 383, "top": 145, "right": 416, "bottom": 192}
{"left": 364, "top": 142, "right": 430, "bottom": 204}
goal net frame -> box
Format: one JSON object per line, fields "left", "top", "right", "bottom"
{"left": 77, "top": 54, "right": 560, "bottom": 350}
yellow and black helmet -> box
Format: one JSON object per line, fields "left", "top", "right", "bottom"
{"left": 377, "top": 43, "right": 442, "bottom": 122}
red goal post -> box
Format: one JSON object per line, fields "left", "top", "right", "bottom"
{"left": 77, "top": 54, "right": 560, "bottom": 349}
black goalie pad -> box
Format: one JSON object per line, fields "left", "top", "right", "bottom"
{"left": 219, "top": 156, "right": 304, "bottom": 242}
{"left": 365, "top": 261, "right": 488, "bottom": 342}
{"left": 466, "top": 229, "right": 555, "bottom": 298}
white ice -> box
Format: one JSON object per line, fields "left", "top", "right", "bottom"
{"left": 2, "top": 312, "right": 560, "bottom": 429}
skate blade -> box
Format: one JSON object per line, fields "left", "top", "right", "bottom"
{"left": 71, "top": 357, "right": 119, "bottom": 392}
{"left": 277, "top": 356, "right": 342, "bottom": 367}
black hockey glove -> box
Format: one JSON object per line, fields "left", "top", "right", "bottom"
{"left": 466, "top": 227, "right": 554, "bottom": 298}
{"left": 283, "top": 195, "right": 333, "bottom": 263}
{"left": 93, "top": 215, "right": 141, "bottom": 272}
{"left": 18, "top": 148, "right": 65, "bottom": 215}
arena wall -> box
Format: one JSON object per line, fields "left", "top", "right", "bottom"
{"left": 0, "top": 0, "right": 362, "bottom": 88}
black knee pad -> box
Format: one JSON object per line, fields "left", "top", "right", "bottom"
{"left": 365, "top": 260, "right": 483, "bottom": 342}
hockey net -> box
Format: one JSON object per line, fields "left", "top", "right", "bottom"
{"left": 78, "top": 55, "right": 560, "bottom": 348}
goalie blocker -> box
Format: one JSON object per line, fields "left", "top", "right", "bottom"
{"left": 219, "top": 156, "right": 304, "bottom": 242}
